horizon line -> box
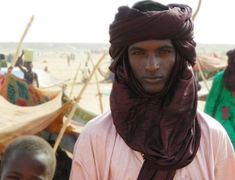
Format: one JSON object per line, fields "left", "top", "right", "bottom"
{"left": 1, "top": 42, "right": 235, "bottom": 45}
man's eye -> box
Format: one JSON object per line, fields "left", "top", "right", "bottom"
{"left": 131, "top": 51, "right": 144, "bottom": 55}
{"left": 159, "top": 49, "right": 172, "bottom": 55}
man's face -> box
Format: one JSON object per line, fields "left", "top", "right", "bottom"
{"left": 128, "top": 40, "right": 176, "bottom": 94}
{"left": 1, "top": 152, "right": 50, "bottom": 180}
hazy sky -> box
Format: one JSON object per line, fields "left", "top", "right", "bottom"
{"left": 1, "top": 0, "right": 235, "bottom": 44}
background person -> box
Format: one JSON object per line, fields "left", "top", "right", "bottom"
{"left": 0, "top": 135, "right": 56, "bottom": 180}
{"left": 204, "top": 49, "right": 235, "bottom": 148}
{"left": 16, "top": 49, "right": 39, "bottom": 87}
{"left": 0, "top": 54, "right": 7, "bottom": 68}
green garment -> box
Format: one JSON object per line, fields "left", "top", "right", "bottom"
{"left": 204, "top": 71, "right": 235, "bottom": 148}
{"left": 0, "top": 60, "right": 7, "bottom": 67}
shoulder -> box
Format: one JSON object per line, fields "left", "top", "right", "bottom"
{"left": 71, "top": 111, "right": 116, "bottom": 179}
{"left": 213, "top": 71, "right": 224, "bottom": 81}
{"left": 73, "top": 111, "right": 117, "bottom": 164}
{"left": 84, "top": 111, "right": 113, "bottom": 131}
{"left": 78, "top": 111, "right": 116, "bottom": 142}
{"left": 197, "top": 110, "right": 227, "bottom": 135}
{"left": 197, "top": 110, "right": 233, "bottom": 152}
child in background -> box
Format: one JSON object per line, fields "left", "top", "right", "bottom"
{"left": 0, "top": 135, "right": 56, "bottom": 180}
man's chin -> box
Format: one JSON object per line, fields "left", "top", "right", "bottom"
{"left": 144, "top": 86, "right": 163, "bottom": 94}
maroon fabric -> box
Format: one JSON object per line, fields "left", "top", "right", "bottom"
{"left": 224, "top": 49, "right": 235, "bottom": 91}
{"left": 109, "top": 4, "right": 201, "bottom": 180}
{"left": 109, "top": 4, "right": 196, "bottom": 72}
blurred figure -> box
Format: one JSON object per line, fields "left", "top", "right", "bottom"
{"left": 0, "top": 54, "right": 7, "bottom": 68}
{"left": 44, "top": 65, "right": 48, "bottom": 72}
{"left": 67, "top": 54, "right": 71, "bottom": 66}
{"left": 16, "top": 49, "right": 39, "bottom": 87}
{"left": 204, "top": 49, "right": 235, "bottom": 148}
{"left": 80, "top": 61, "right": 91, "bottom": 83}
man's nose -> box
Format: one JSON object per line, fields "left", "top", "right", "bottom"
{"left": 145, "top": 54, "right": 160, "bottom": 72}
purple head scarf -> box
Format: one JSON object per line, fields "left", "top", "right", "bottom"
{"left": 224, "top": 49, "right": 235, "bottom": 91}
{"left": 109, "top": 2, "right": 201, "bottom": 180}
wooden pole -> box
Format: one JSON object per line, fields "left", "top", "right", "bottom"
{"left": 192, "top": 0, "right": 209, "bottom": 91}
{"left": 12, "top": 16, "right": 34, "bottom": 67}
{"left": 69, "top": 61, "right": 81, "bottom": 98}
{"left": 53, "top": 52, "right": 107, "bottom": 152}
{"left": 89, "top": 55, "right": 104, "bottom": 113}
{"left": 197, "top": 59, "right": 210, "bottom": 91}
{"left": 192, "top": 0, "right": 202, "bottom": 21}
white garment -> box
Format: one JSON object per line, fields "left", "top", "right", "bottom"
{"left": 70, "top": 111, "right": 235, "bottom": 180}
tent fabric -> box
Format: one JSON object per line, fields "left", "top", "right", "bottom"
{"left": 0, "top": 67, "right": 68, "bottom": 88}
{"left": 0, "top": 74, "right": 72, "bottom": 153}
{"left": 0, "top": 74, "right": 58, "bottom": 106}
{"left": 0, "top": 91, "right": 67, "bottom": 152}
{"left": 194, "top": 55, "right": 227, "bottom": 72}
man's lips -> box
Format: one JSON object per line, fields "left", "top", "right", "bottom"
{"left": 143, "top": 75, "right": 164, "bottom": 83}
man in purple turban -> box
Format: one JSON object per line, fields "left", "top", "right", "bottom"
{"left": 70, "top": 1, "right": 235, "bottom": 180}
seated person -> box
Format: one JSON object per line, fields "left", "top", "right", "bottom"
{"left": 0, "top": 135, "right": 56, "bottom": 180}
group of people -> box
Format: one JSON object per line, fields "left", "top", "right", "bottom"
{"left": 0, "top": 0, "right": 235, "bottom": 180}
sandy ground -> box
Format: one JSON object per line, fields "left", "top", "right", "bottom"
{"left": 32, "top": 52, "right": 112, "bottom": 115}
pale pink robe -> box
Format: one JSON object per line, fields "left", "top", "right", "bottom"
{"left": 70, "top": 111, "right": 235, "bottom": 180}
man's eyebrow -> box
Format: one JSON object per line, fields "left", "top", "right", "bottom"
{"left": 128, "top": 46, "right": 145, "bottom": 51}
{"left": 129, "top": 45, "right": 174, "bottom": 51}
{"left": 159, "top": 45, "right": 174, "bottom": 49}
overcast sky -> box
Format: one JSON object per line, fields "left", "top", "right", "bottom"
{"left": 1, "top": 0, "right": 235, "bottom": 44}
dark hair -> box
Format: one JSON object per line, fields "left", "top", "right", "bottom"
{"left": 132, "top": 0, "right": 168, "bottom": 12}
{"left": 1, "top": 135, "right": 56, "bottom": 179}
{"left": 0, "top": 54, "right": 5, "bottom": 60}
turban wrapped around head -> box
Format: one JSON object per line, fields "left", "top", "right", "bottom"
{"left": 224, "top": 49, "right": 235, "bottom": 91}
{"left": 226, "top": 49, "right": 235, "bottom": 69}
{"left": 109, "top": 3, "right": 196, "bottom": 72}
{"left": 109, "top": 2, "right": 201, "bottom": 180}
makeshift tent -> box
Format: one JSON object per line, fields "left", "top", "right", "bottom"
{"left": 0, "top": 74, "right": 72, "bottom": 153}
{"left": 194, "top": 55, "right": 227, "bottom": 73}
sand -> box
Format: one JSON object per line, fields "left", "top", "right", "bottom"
{"left": 32, "top": 51, "right": 112, "bottom": 115}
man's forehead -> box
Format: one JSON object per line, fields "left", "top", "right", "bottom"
{"left": 128, "top": 40, "right": 174, "bottom": 50}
